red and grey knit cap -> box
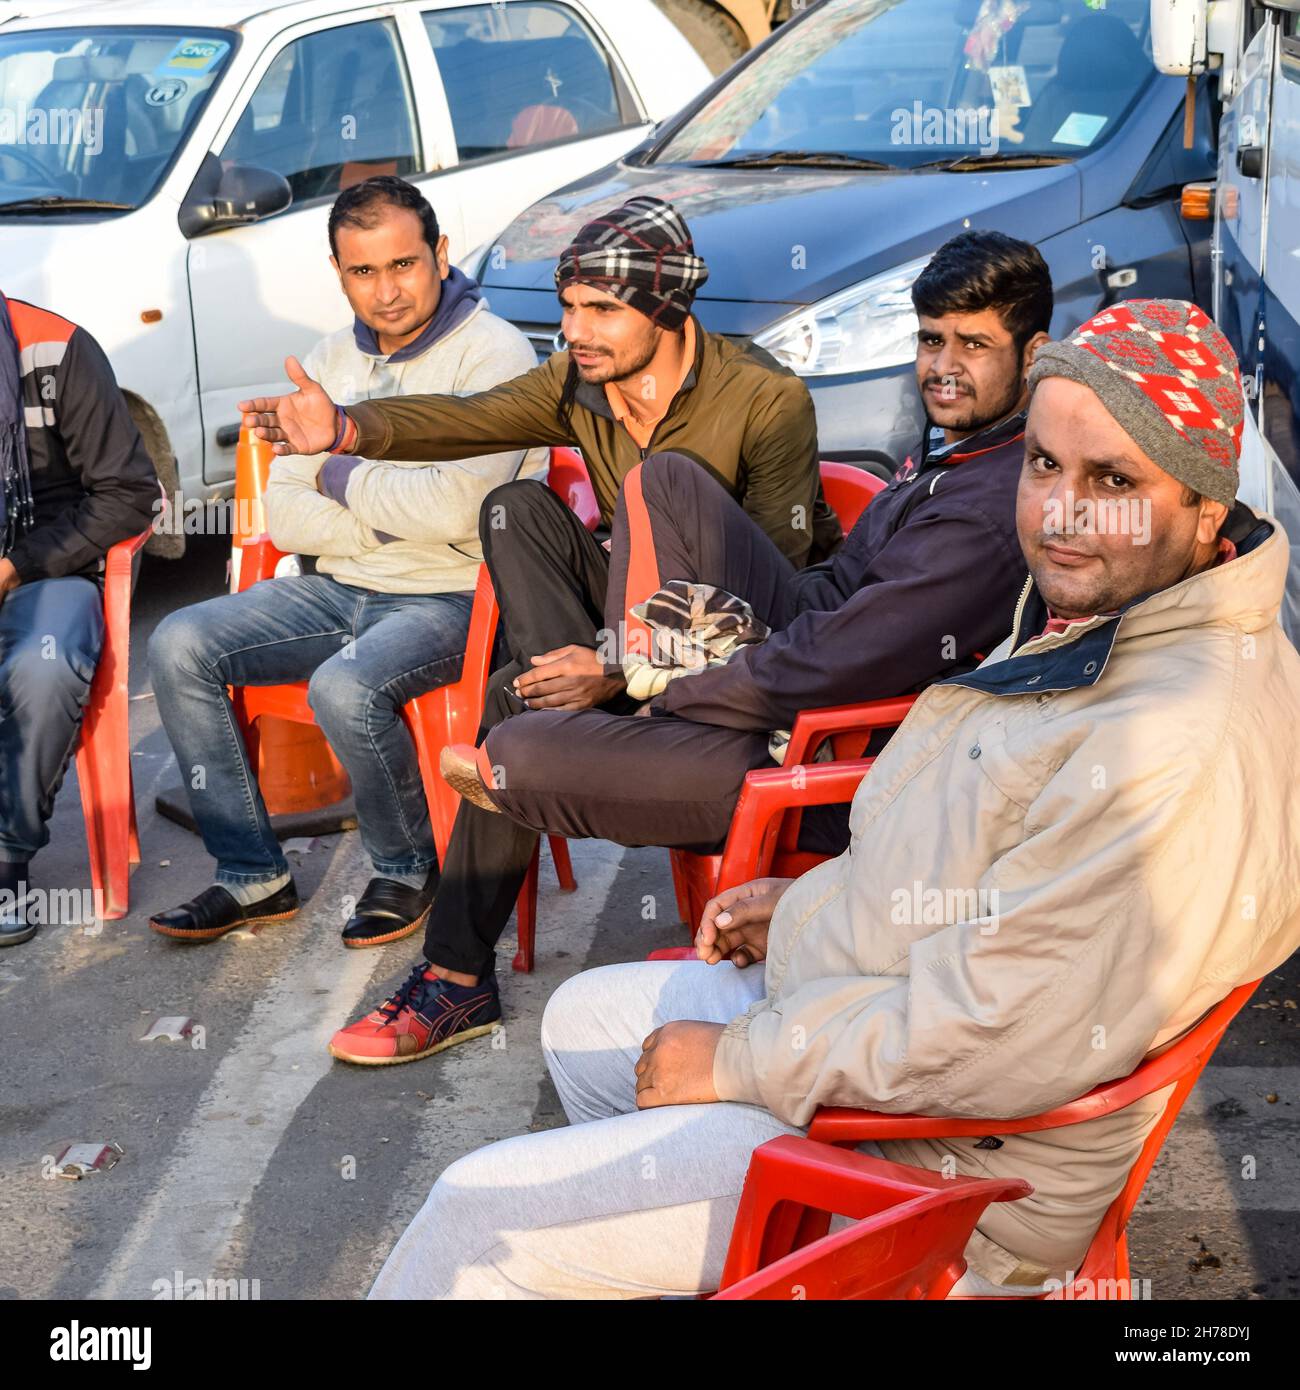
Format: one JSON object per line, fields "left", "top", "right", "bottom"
{"left": 1027, "top": 299, "right": 1243, "bottom": 505}
{"left": 555, "top": 195, "right": 708, "bottom": 331}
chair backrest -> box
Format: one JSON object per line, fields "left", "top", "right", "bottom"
{"left": 819, "top": 459, "right": 887, "bottom": 532}
{"left": 548, "top": 447, "right": 600, "bottom": 531}
{"left": 551, "top": 452, "right": 864, "bottom": 537}
{"left": 1081, "top": 979, "right": 1261, "bottom": 1265}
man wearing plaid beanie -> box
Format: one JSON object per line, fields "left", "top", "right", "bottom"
{"left": 553, "top": 193, "right": 709, "bottom": 333}
{"left": 368, "top": 299, "right": 1300, "bottom": 1299}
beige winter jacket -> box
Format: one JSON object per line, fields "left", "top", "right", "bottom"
{"left": 712, "top": 510, "right": 1300, "bottom": 1285}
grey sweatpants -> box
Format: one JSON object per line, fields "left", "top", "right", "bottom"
{"left": 367, "top": 960, "right": 1024, "bottom": 1300}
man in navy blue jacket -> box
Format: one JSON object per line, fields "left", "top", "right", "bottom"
{"left": 329, "top": 230, "right": 1053, "bottom": 1067}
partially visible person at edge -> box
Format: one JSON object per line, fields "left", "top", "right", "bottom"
{"left": 146, "top": 177, "right": 544, "bottom": 946}
{"left": 0, "top": 292, "right": 158, "bottom": 945}
{"left": 330, "top": 230, "right": 1055, "bottom": 1068}
{"left": 366, "top": 299, "right": 1300, "bottom": 1299}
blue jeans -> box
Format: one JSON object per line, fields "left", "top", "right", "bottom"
{"left": 0, "top": 576, "right": 104, "bottom": 861}
{"left": 148, "top": 575, "right": 474, "bottom": 887}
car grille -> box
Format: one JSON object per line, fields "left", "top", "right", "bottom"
{"left": 520, "top": 323, "right": 562, "bottom": 363}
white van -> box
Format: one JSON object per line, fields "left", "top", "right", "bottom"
{"left": 0, "top": 0, "right": 708, "bottom": 518}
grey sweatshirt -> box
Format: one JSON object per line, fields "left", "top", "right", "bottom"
{"left": 264, "top": 300, "right": 547, "bottom": 594}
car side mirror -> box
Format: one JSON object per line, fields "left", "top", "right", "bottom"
{"left": 179, "top": 151, "right": 292, "bottom": 237}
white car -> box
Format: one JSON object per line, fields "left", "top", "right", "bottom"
{"left": 0, "top": 0, "right": 709, "bottom": 502}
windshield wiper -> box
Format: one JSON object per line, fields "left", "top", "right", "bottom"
{"left": 915, "top": 153, "right": 1072, "bottom": 172}
{"left": 684, "top": 150, "right": 898, "bottom": 171}
{"left": 0, "top": 196, "right": 136, "bottom": 213}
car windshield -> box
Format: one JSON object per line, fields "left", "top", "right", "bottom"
{"left": 653, "top": 0, "right": 1154, "bottom": 170}
{"left": 0, "top": 26, "right": 235, "bottom": 211}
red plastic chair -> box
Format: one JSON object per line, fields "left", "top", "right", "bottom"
{"left": 801, "top": 977, "right": 1261, "bottom": 1299}
{"left": 712, "top": 1137, "right": 1032, "bottom": 1300}
{"left": 662, "top": 698, "right": 916, "bottom": 940}
{"left": 75, "top": 523, "right": 154, "bottom": 920}
{"left": 231, "top": 447, "right": 596, "bottom": 970}
{"left": 818, "top": 458, "right": 886, "bottom": 532}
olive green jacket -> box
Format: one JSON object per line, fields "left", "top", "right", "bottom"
{"left": 345, "top": 317, "right": 841, "bottom": 565}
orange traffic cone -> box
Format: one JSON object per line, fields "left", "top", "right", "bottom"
{"left": 233, "top": 430, "right": 353, "bottom": 822}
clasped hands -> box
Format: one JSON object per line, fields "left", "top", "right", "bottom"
{"left": 634, "top": 877, "right": 793, "bottom": 1109}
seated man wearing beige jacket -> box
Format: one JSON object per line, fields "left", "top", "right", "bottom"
{"left": 148, "top": 177, "right": 544, "bottom": 946}
{"left": 369, "top": 300, "right": 1300, "bottom": 1299}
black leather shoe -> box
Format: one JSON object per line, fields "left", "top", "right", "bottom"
{"left": 149, "top": 880, "right": 300, "bottom": 942}
{"left": 0, "top": 862, "right": 38, "bottom": 947}
{"left": 341, "top": 866, "right": 439, "bottom": 949}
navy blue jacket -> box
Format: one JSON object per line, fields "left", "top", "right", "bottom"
{"left": 657, "top": 411, "right": 1030, "bottom": 730}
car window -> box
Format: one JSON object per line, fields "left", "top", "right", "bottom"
{"left": 422, "top": 1, "right": 627, "bottom": 163}
{"left": 220, "top": 17, "right": 418, "bottom": 203}
{"left": 0, "top": 26, "right": 235, "bottom": 209}
{"left": 655, "top": 0, "right": 1155, "bottom": 168}
{"left": 1284, "top": 15, "right": 1300, "bottom": 82}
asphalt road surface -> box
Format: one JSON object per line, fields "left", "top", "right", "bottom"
{"left": 1, "top": 533, "right": 1297, "bottom": 1301}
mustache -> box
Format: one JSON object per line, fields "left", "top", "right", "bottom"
{"left": 1034, "top": 536, "right": 1101, "bottom": 555}
{"left": 923, "top": 379, "right": 972, "bottom": 395}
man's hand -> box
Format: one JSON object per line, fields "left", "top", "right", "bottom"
{"left": 514, "top": 644, "right": 626, "bottom": 711}
{"left": 695, "top": 877, "right": 795, "bottom": 968}
{"left": 634, "top": 1021, "right": 724, "bottom": 1109}
{"left": 0, "top": 557, "right": 20, "bottom": 606}
{"left": 239, "top": 356, "right": 339, "bottom": 457}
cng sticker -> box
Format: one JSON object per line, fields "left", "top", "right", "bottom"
{"left": 157, "top": 37, "right": 230, "bottom": 77}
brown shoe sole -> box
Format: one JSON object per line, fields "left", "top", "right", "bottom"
{"left": 438, "top": 747, "right": 500, "bottom": 814}
{"left": 149, "top": 905, "right": 299, "bottom": 942}
{"left": 341, "top": 906, "right": 430, "bottom": 950}
{"left": 327, "top": 1020, "right": 499, "bottom": 1066}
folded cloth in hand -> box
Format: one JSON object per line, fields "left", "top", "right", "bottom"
{"left": 622, "top": 579, "right": 769, "bottom": 702}
{"left": 622, "top": 580, "right": 834, "bottom": 766}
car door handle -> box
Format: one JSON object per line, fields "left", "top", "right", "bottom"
{"left": 1236, "top": 144, "right": 1264, "bottom": 179}
{"left": 216, "top": 424, "right": 242, "bottom": 448}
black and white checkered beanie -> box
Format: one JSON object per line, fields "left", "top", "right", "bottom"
{"left": 555, "top": 195, "right": 708, "bottom": 331}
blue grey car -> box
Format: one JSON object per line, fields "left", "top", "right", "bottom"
{"left": 473, "top": 0, "right": 1217, "bottom": 473}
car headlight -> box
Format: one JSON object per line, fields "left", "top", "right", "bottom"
{"left": 752, "top": 255, "right": 932, "bottom": 376}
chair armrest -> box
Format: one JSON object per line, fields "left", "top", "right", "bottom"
{"left": 716, "top": 759, "right": 873, "bottom": 886}
{"left": 104, "top": 524, "right": 153, "bottom": 572}
{"left": 718, "top": 1135, "right": 1031, "bottom": 1291}
{"left": 746, "top": 1134, "right": 1025, "bottom": 1215}
{"left": 95, "top": 523, "right": 155, "bottom": 696}
{"left": 549, "top": 446, "right": 601, "bottom": 532}
{"left": 784, "top": 695, "right": 918, "bottom": 766}
{"left": 808, "top": 979, "right": 1261, "bottom": 1145}
{"left": 235, "top": 532, "right": 289, "bottom": 591}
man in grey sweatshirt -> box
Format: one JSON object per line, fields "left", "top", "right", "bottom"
{"left": 147, "top": 177, "right": 545, "bottom": 946}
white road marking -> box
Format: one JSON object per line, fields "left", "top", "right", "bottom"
{"left": 94, "top": 832, "right": 380, "bottom": 1298}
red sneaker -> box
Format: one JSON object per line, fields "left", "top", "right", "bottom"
{"left": 328, "top": 962, "right": 501, "bottom": 1066}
